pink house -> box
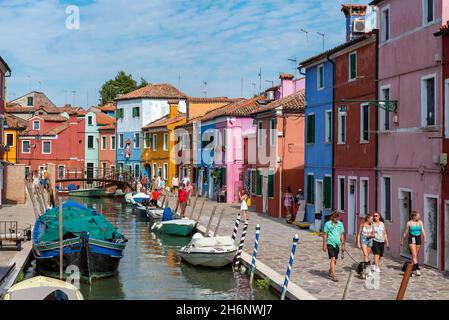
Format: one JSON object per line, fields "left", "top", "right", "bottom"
{"left": 371, "top": 0, "right": 447, "bottom": 270}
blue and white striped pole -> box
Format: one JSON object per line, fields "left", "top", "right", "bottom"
{"left": 249, "top": 224, "right": 261, "bottom": 285}
{"left": 231, "top": 214, "right": 241, "bottom": 241}
{"left": 280, "top": 234, "right": 299, "bottom": 300}
{"left": 234, "top": 220, "right": 249, "bottom": 269}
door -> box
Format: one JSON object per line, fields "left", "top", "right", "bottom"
{"left": 424, "top": 196, "right": 438, "bottom": 268}
{"left": 315, "top": 180, "right": 323, "bottom": 216}
{"left": 399, "top": 190, "right": 412, "bottom": 257}
{"left": 262, "top": 174, "right": 268, "bottom": 214}
{"left": 86, "top": 163, "right": 94, "bottom": 180}
{"left": 445, "top": 202, "right": 449, "bottom": 272}
{"left": 198, "top": 169, "right": 204, "bottom": 196}
{"left": 347, "top": 178, "right": 357, "bottom": 235}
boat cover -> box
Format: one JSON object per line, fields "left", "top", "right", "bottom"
{"left": 192, "top": 235, "right": 234, "bottom": 248}
{"left": 132, "top": 193, "right": 150, "bottom": 199}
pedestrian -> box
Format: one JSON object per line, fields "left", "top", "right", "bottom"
{"left": 150, "top": 188, "right": 160, "bottom": 207}
{"left": 178, "top": 184, "right": 188, "bottom": 218}
{"left": 160, "top": 178, "right": 166, "bottom": 190}
{"left": 172, "top": 175, "right": 180, "bottom": 194}
{"left": 238, "top": 188, "right": 249, "bottom": 222}
{"left": 322, "top": 211, "right": 345, "bottom": 282}
{"left": 155, "top": 175, "right": 161, "bottom": 190}
{"left": 356, "top": 215, "right": 375, "bottom": 272}
{"left": 294, "top": 188, "right": 304, "bottom": 222}
{"left": 182, "top": 175, "right": 190, "bottom": 186}
{"left": 141, "top": 175, "right": 148, "bottom": 192}
{"left": 372, "top": 212, "right": 389, "bottom": 273}
{"left": 33, "top": 171, "right": 40, "bottom": 192}
{"left": 185, "top": 182, "right": 193, "bottom": 205}
{"left": 401, "top": 211, "right": 427, "bottom": 276}
{"left": 284, "top": 186, "right": 294, "bottom": 224}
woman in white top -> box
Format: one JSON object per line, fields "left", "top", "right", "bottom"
{"left": 372, "top": 212, "right": 389, "bottom": 273}
{"left": 238, "top": 188, "right": 249, "bottom": 222}
{"left": 357, "top": 215, "right": 375, "bottom": 269}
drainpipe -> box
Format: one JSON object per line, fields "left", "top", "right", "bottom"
{"left": 374, "top": 29, "right": 380, "bottom": 212}
{"left": 326, "top": 54, "right": 335, "bottom": 219}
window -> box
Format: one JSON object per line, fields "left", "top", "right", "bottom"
{"left": 360, "top": 178, "right": 369, "bottom": 216}
{"left": 118, "top": 162, "right": 124, "bottom": 173}
{"left": 382, "top": 176, "right": 392, "bottom": 221}
{"left": 257, "top": 121, "right": 263, "bottom": 146}
{"left": 338, "top": 177, "right": 345, "bottom": 212}
{"left": 256, "top": 170, "right": 262, "bottom": 196}
{"left": 163, "top": 163, "right": 168, "bottom": 180}
{"left": 323, "top": 176, "right": 332, "bottom": 209}
{"left": 153, "top": 163, "right": 157, "bottom": 178}
{"left": 102, "top": 162, "right": 107, "bottom": 177}
{"left": 101, "top": 136, "right": 107, "bottom": 150}
{"left": 338, "top": 111, "right": 346, "bottom": 144}
{"left": 157, "top": 167, "right": 162, "bottom": 178}
{"left": 119, "top": 133, "right": 124, "bottom": 149}
{"left": 163, "top": 133, "right": 169, "bottom": 151}
{"left": 25, "top": 166, "right": 31, "bottom": 179}
{"left": 22, "top": 140, "right": 31, "bottom": 153}
{"left": 349, "top": 52, "right": 357, "bottom": 81}
{"left": 423, "top": 0, "right": 434, "bottom": 24}
{"left": 33, "top": 121, "right": 40, "bottom": 130}
{"left": 111, "top": 136, "right": 116, "bottom": 150}
{"left": 361, "top": 104, "right": 369, "bottom": 142}
{"left": 6, "top": 133, "right": 14, "bottom": 147}
{"left": 87, "top": 116, "right": 93, "bottom": 126}
{"left": 268, "top": 171, "right": 275, "bottom": 198}
{"left": 269, "top": 119, "right": 276, "bottom": 146}
{"left": 42, "top": 141, "right": 51, "bottom": 154}
{"left": 306, "top": 174, "right": 314, "bottom": 204}
{"left": 58, "top": 166, "right": 65, "bottom": 179}
{"left": 306, "top": 114, "right": 315, "bottom": 144}
{"left": 87, "top": 135, "right": 95, "bottom": 149}
{"left": 134, "top": 133, "right": 140, "bottom": 148}
{"left": 116, "top": 108, "right": 124, "bottom": 119}
{"left": 422, "top": 75, "right": 436, "bottom": 127}
{"left": 325, "top": 110, "right": 332, "bottom": 143}
{"left": 152, "top": 134, "right": 157, "bottom": 151}
{"left": 135, "top": 164, "right": 140, "bottom": 176}
{"left": 250, "top": 170, "right": 257, "bottom": 194}
{"left": 317, "top": 64, "right": 324, "bottom": 90}
{"left": 27, "top": 96, "right": 33, "bottom": 106}
{"left": 144, "top": 132, "right": 151, "bottom": 148}
{"left": 381, "top": 7, "right": 390, "bottom": 42}
{"left": 132, "top": 107, "right": 140, "bottom": 118}
{"left": 380, "top": 87, "right": 391, "bottom": 131}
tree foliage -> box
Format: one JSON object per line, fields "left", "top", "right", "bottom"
{"left": 99, "top": 71, "right": 148, "bottom": 105}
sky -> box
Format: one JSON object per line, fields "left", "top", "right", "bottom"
{"left": 0, "top": 0, "right": 373, "bottom": 107}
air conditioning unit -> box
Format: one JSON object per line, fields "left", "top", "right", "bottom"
{"left": 353, "top": 18, "right": 366, "bottom": 33}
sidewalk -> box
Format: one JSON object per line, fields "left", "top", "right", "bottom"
{"left": 194, "top": 199, "right": 449, "bottom": 300}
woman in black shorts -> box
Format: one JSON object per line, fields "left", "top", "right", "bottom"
{"left": 401, "top": 211, "right": 427, "bottom": 276}
{"left": 372, "top": 212, "right": 389, "bottom": 273}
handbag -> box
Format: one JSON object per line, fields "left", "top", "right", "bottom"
{"left": 246, "top": 197, "right": 252, "bottom": 207}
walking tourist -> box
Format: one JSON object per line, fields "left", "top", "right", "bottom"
{"left": 323, "top": 211, "right": 345, "bottom": 282}
{"left": 238, "top": 188, "right": 249, "bottom": 222}
{"left": 401, "top": 211, "right": 427, "bottom": 276}
{"left": 372, "top": 212, "right": 389, "bottom": 273}
{"left": 32, "top": 171, "right": 40, "bottom": 192}
{"left": 185, "top": 182, "right": 193, "bottom": 205}
{"left": 356, "top": 215, "right": 375, "bottom": 272}
{"left": 172, "top": 175, "right": 179, "bottom": 194}
{"left": 295, "top": 188, "right": 304, "bottom": 222}
{"left": 150, "top": 188, "right": 160, "bottom": 206}
{"left": 178, "top": 184, "right": 188, "bottom": 218}
{"left": 284, "top": 186, "right": 294, "bottom": 224}
{"left": 141, "top": 175, "right": 148, "bottom": 192}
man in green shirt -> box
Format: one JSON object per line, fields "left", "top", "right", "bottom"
{"left": 323, "top": 211, "right": 345, "bottom": 282}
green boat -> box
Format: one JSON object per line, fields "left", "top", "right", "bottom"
{"left": 151, "top": 219, "right": 196, "bottom": 237}
{"left": 69, "top": 188, "right": 106, "bottom": 198}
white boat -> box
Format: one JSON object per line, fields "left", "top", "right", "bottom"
{"left": 125, "top": 192, "right": 136, "bottom": 204}
{"left": 151, "top": 218, "right": 196, "bottom": 237}
{"left": 2, "top": 276, "right": 84, "bottom": 300}
{"left": 147, "top": 208, "right": 165, "bottom": 220}
{"left": 132, "top": 192, "right": 150, "bottom": 204}
{"left": 180, "top": 233, "right": 237, "bottom": 268}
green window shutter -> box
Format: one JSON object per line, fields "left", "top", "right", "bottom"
{"left": 268, "top": 172, "right": 274, "bottom": 197}
{"left": 350, "top": 53, "right": 357, "bottom": 79}
{"left": 132, "top": 107, "right": 136, "bottom": 118}
{"left": 307, "top": 114, "right": 315, "bottom": 144}
{"left": 256, "top": 170, "right": 262, "bottom": 196}
{"left": 324, "top": 176, "right": 332, "bottom": 209}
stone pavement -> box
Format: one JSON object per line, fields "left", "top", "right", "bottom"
{"left": 192, "top": 199, "right": 449, "bottom": 300}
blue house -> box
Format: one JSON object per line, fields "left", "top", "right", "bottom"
{"left": 299, "top": 54, "right": 334, "bottom": 226}
{"left": 194, "top": 120, "right": 217, "bottom": 199}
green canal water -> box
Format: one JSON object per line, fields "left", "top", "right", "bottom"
{"left": 31, "top": 196, "right": 277, "bottom": 300}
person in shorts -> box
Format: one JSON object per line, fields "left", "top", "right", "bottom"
{"left": 357, "top": 215, "right": 375, "bottom": 272}
{"left": 323, "top": 211, "right": 345, "bottom": 282}
{"left": 401, "top": 211, "right": 427, "bottom": 276}
{"left": 372, "top": 212, "right": 389, "bottom": 273}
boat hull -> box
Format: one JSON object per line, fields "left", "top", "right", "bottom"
{"left": 161, "top": 224, "right": 195, "bottom": 237}
{"left": 69, "top": 189, "right": 106, "bottom": 198}
{"left": 180, "top": 250, "right": 237, "bottom": 268}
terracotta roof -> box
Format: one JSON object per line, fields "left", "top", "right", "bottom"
{"left": 115, "top": 83, "right": 187, "bottom": 101}
{"left": 46, "top": 122, "right": 71, "bottom": 135}
{"left": 265, "top": 85, "right": 281, "bottom": 92}
{"left": 97, "top": 102, "right": 116, "bottom": 112}
{"left": 36, "top": 115, "right": 68, "bottom": 122}
{"left": 187, "top": 97, "right": 242, "bottom": 103}
{"left": 195, "top": 96, "right": 267, "bottom": 122}
{"left": 434, "top": 21, "right": 449, "bottom": 36}
{"left": 95, "top": 113, "right": 115, "bottom": 126}
{"left": 4, "top": 114, "right": 27, "bottom": 130}
{"left": 341, "top": 4, "right": 368, "bottom": 16}
{"left": 279, "top": 73, "right": 294, "bottom": 80}
{"left": 143, "top": 113, "right": 186, "bottom": 129}
{"left": 298, "top": 32, "right": 375, "bottom": 68}
{"left": 251, "top": 90, "right": 305, "bottom": 115}
{"left": 59, "top": 105, "right": 85, "bottom": 115}
{"left": 98, "top": 124, "right": 116, "bottom": 131}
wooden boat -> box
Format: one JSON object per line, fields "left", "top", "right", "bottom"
{"left": 151, "top": 218, "right": 196, "bottom": 237}
{"left": 2, "top": 276, "right": 84, "bottom": 300}
{"left": 68, "top": 188, "right": 106, "bottom": 198}
{"left": 32, "top": 200, "right": 127, "bottom": 281}
{"left": 180, "top": 233, "right": 237, "bottom": 268}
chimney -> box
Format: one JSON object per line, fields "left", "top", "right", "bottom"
{"left": 341, "top": 4, "right": 367, "bottom": 42}
{"left": 168, "top": 99, "right": 179, "bottom": 118}
{"left": 279, "top": 73, "right": 295, "bottom": 99}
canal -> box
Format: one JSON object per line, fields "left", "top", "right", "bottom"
{"left": 28, "top": 196, "right": 277, "bottom": 300}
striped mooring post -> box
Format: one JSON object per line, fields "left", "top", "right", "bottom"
{"left": 234, "top": 220, "right": 249, "bottom": 269}
{"left": 231, "top": 214, "right": 241, "bottom": 241}
{"left": 249, "top": 224, "right": 261, "bottom": 285}
{"left": 280, "top": 234, "right": 299, "bottom": 300}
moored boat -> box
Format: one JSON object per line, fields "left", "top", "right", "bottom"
{"left": 151, "top": 218, "right": 196, "bottom": 237}
{"left": 69, "top": 188, "right": 106, "bottom": 198}
{"left": 32, "top": 201, "right": 127, "bottom": 281}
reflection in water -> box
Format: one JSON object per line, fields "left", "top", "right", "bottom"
{"left": 57, "top": 196, "right": 277, "bottom": 300}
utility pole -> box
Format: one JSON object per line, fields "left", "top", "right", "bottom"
{"left": 317, "top": 32, "right": 325, "bottom": 51}
{"left": 265, "top": 80, "right": 275, "bottom": 88}
{"left": 241, "top": 78, "right": 243, "bottom": 98}
{"left": 251, "top": 83, "right": 256, "bottom": 97}
{"left": 203, "top": 81, "right": 208, "bottom": 97}
{"left": 258, "top": 68, "right": 262, "bottom": 95}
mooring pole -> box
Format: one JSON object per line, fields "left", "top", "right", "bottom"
{"left": 234, "top": 220, "right": 249, "bottom": 269}
{"left": 231, "top": 214, "right": 241, "bottom": 241}
{"left": 213, "top": 208, "right": 225, "bottom": 237}
{"left": 26, "top": 183, "right": 41, "bottom": 218}
{"left": 189, "top": 193, "right": 199, "bottom": 219}
{"left": 396, "top": 262, "right": 414, "bottom": 300}
{"left": 280, "top": 234, "right": 299, "bottom": 300}
{"left": 249, "top": 224, "right": 261, "bottom": 285}
{"left": 57, "top": 194, "right": 64, "bottom": 280}
{"left": 195, "top": 192, "right": 208, "bottom": 223}
{"left": 205, "top": 206, "right": 217, "bottom": 236}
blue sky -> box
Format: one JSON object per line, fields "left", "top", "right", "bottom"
{"left": 0, "top": 0, "right": 373, "bottom": 107}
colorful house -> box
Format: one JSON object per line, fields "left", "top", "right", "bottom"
{"left": 0, "top": 56, "right": 11, "bottom": 207}
{"left": 331, "top": 5, "right": 378, "bottom": 237}
{"left": 115, "top": 84, "right": 187, "bottom": 176}
{"left": 97, "top": 114, "right": 116, "bottom": 177}
{"left": 142, "top": 99, "right": 186, "bottom": 187}
{"left": 370, "top": 0, "right": 446, "bottom": 269}
{"left": 97, "top": 102, "right": 116, "bottom": 118}
{"left": 3, "top": 114, "right": 27, "bottom": 164}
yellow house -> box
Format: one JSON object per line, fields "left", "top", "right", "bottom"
{"left": 142, "top": 99, "right": 186, "bottom": 188}
{"left": 3, "top": 114, "right": 27, "bottom": 164}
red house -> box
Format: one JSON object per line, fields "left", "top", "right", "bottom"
{"left": 18, "top": 114, "right": 85, "bottom": 182}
